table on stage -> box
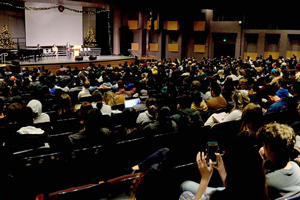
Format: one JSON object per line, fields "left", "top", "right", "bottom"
{"left": 72, "top": 45, "right": 82, "bottom": 58}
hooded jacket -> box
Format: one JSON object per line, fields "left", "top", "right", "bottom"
{"left": 27, "top": 99, "right": 50, "bottom": 124}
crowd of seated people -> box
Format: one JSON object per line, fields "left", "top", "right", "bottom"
{"left": 1, "top": 55, "right": 300, "bottom": 199}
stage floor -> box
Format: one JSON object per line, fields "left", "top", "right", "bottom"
{"left": 18, "top": 55, "right": 135, "bottom": 73}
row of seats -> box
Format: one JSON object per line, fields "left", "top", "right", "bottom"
{"left": 7, "top": 107, "right": 300, "bottom": 199}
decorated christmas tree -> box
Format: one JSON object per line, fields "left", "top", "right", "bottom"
{"left": 84, "top": 28, "right": 97, "bottom": 47}
{"left": 0, "top": 25, "right": 15, "bottom": 49}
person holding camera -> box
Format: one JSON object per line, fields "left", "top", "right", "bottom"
{"left": 180, "top": 141, "right": 267, "bottom": 200}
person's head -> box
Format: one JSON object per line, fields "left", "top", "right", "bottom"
{"left": 190, "top": 90, "right": 202, "bottom": 105}
{"left": 83, "top": 80, "right": 90, "bottom": 89}
{"left": 27, "top": 99, "right": 43, "bottom": 118}
{"left": 59, "top": 93, "right": 74, "bottom": 115}
{"left": 177, "top": 94, "right": 192, "bottom": 110}
{"left": 257, "top": 122, "right": 296, "bottom": 169}
{"left": 145, "top": 97, "right": 158, "bottom": 116}
{"left": 264, "top": 85, "right": 279, "bottom": 102}
{"left": 217, "top": 141, "right": 267, "bottom": 200}
{"left": 103, "top": 91, "right": 115, "bottom": 106}
{"left": 83, "top": 108, "right": 102, "bottom": 132}
{"left": 78, "top": 102, "right": 93, "bottom": 126}
{"left": 210, "top": 81, "right": 221, "bottom": 97}
{"left": 157, "top": 106, "right": 171, "bottom": 122}
{"left": 6, "top": 102, "right": 22, "bottom": 124}
{"left": 191, "top": 80, "right": 201, "bottom": 91}
{"left": 92, "top": 90, "right": 103, "bottom": 102}
{"left": 53, "top": 44, "right": 56, "bottom": 47}
{"left": 231, "top": 90, "right": 250, "bottom": 111}
{"left": 237, "top": 78, "right": 248, "bottom": 90}
{"left": 19, "top": 106, "right": 34, "bottom": 125}
{"left": 239, "top": 103, "right": 263, "bottom": 137}
{"left": 122, "top": 107, "right": 137, "bottom": 128}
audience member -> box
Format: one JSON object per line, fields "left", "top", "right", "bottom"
{"left": 69, "top": 108, "right": 110, "bottom": 146}
{"left": 27, "top": 99, "right": 50, "bottom": 124}
{"left": 136, "top": 97, "right": 157, "bottom": 126}
{"left": 206, "top": 82, "right": 228, "bottom": 110}
{"left": 78, "top": 80, "right": 92, "bottom": 100}
{"left": 172, "top": 94, "right": 204, "bottom": 129}
{"left": 258, "top": 122, "right": 300, "bottom": 199}
{"left": 91, "top": 90, "right": 111, "bottom": 116}
{"left": 144, "top": 106, "right": 177, "bottom": 134}
{"left": 57, "top": 93, "right": 75, "bottom": 119}
{"left": 204, "top": 90, "right": 249, "bottom": 127}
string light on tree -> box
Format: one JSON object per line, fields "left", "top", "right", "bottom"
{"left": 0, "top": 25, "right": 16, "bottom": 49}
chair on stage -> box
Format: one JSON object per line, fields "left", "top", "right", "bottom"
{"left": 43, "top": 49, "right": 48, "bottom": 57}
{"left": 79, "top": 48, "right": 84, "bottom": 56}
{"left": 83, "top": 48, "right": 88, "bottom": 56}
{"left": 47, "top": 49, "right": 53, "bottom": 58}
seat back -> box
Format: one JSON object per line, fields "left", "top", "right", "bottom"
{"left": 209, "top": 120, "right": 242, "bottom": 151}
{"left": 45, "top": 182, "right": 109, "bottom": 200}
{"left": 52, "top": 118, "right": 79, "bottom": 134}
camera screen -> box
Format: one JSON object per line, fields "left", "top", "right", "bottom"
{"left": 208, "top": 145, "right": 218, "bottom": 162}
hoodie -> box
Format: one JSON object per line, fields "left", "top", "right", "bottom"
{"left": 27, "top": 99, "right": 50, "bottom": 124}
{"left": 276, "top": 88, "right": 289, "bottom": 99}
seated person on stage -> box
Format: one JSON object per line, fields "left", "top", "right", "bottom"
{"left": 206, "top": 81, "right": 228, "bottom": 110}
{"left": 52, "top": 44, "right": 58, "bottom": 57}
{"left": 258, "top": 122, "right": 300, "bottom": 199}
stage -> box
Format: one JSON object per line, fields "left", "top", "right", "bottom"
{"left": 18, "top": 55, "right": 135, "bottom": 74}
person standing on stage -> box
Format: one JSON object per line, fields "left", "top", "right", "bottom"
{"left": 66, "top": 42, "right": 71, "bottom": 59}
{"left": 37, "top": 44, "right": 42, "bottom": 59}
{"left": 52, "top": 44, "right": 58, "bottom": 58}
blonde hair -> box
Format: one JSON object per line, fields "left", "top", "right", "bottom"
{"left": 232, "top": 90, "right": 250, "bottom": 111}
{"left": 103, "top": 91, "right": 116, "bottom": 106}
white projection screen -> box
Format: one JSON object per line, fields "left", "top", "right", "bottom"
{"left": 25, "top": 2, "right": 83, "bottom": 46}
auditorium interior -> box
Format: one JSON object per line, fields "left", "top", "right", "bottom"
{"left": 1, "top": 0, "right": 300, "bottom": 200}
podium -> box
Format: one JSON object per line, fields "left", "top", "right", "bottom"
{"left": 72, "top": 45, "right": 82, "bottom": 58}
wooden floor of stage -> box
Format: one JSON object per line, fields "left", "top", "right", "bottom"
{"left": 18, "top": 55, "right": 135, "bottom": 74}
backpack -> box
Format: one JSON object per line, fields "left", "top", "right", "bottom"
{"left": 178, "top": 109, "right": 203, "bottom": 128}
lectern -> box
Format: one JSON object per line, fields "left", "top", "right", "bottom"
{"left": 72, "top": 45, "right": 82, "bottom": 58}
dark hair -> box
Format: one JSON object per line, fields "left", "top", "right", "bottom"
{"left": 178, "top": 94, "right": 192, "bottom": 109}
{"left": 210, "top": 81, "right": 221, "bottom": 96}
{"left": 84, "top": 108, "right": 102, "bottom": 132}
{"left": 190, "top": 90, "right": 202, "bottom": 105}
{"left": 145, "top": 97, "right": 157, "bottom": 108}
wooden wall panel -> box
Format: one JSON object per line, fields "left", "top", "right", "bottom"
{"left": 244, "top": 52, "right": 258, "bottom": 59}
{"left": 131, "top": 43, "right": 139, "bottom": 51}
{"left": 263, "top": 52, "right": 279, "bottom": 59}
{"left": 168, "top": 44, "right": 179, "bottom": 52}
{"left": 194, "top": 21, "right": 205, "bottom": 31}
{"left": 167, "top": 21, "right": 179, "bottom": 31}
{"left": 149, "top": 43, "right": 159, "bottom": 51}
{"left": 286, "top": 51, "right": 300, "bottom": 59}
{"left": 128, "top": 20, "right": 138, "bottom": 30}
{"left": 194, "top": 45, "right": 205, "bottom": 53}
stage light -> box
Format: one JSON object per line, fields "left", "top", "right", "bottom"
{"left": 223, "top": 39, "right": 227, "bottom": 42}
